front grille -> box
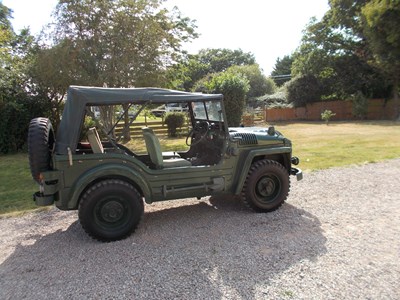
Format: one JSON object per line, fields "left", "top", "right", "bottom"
{"left": 232, "top": 133, "right": 258, "bottom": 145}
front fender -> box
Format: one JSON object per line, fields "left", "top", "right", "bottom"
{"left": 68, "top": 163, "right": 151, "bottom": 209}
{"left": 233, "top": 147, "right": 292, "bottom": 195}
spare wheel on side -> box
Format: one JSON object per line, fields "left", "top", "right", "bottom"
{"left": 28, "top": 117, "right": 55, "bottom": 183}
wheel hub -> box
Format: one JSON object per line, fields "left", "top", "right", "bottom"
{"left": 257, "top": 176, "right": 277, "bottom": 197}
{"left": 100, "top": 200, "right": 124, "bottom": 223}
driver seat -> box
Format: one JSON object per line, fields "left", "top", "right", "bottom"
{"left": 87, "top": 127, "right": 104, "bottom": 154}
{"left": 142, "top": 127, "right": 191, "bottom": 169}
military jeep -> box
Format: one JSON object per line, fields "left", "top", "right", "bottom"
{"left": 28, "top": 86, "right": 302, "bottom": 241}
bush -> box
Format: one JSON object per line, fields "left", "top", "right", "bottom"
{"left": 352, "top": 91, "right": 368, "bottom": 119}
{"left": 79, "top": 116, "right": 97, "bottom": 141}
{"left": 286, "top": 74, "right": 322, "bottom": 107}
{"left": 0, "top": 96, "right": 51, "bottom": 154}
{"left": 164, "top": 112, "right": 186, "bottom": 137}
{"left": 201, "top": 72, "right": 250, "bottom": 127}
{"left": 257, "top": 91, "right": 291, "bottom": 108}
{"left": 321, "top": 110, "right": 336, "bottom": 125}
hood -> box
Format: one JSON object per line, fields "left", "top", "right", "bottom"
{"left": 229, "top": 126, "right": 289, "bottom": 146}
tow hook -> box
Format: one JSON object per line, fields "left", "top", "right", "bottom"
{"left": 291, "top": 167, "right": 303, "bottom": 181}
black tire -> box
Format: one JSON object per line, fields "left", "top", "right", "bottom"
{"left": 241, "top": 159, "right": 290, "bottom": 213}
{"left": 78, "top": 179, "right": 144, "bottom": 242}
{"left": 28, "top": 117, "right": 55, "bottom": 183}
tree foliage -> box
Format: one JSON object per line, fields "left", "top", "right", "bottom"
{"left": 286, "top": 74, "right": 322, "bottom": 107}
{"left": 167, "top": 48, "right": 256, "bottom": 91}
{"left": 290, "top": 0, "right": 400, "bottom": 108}
{"left": 271, "top": 55, "right": 293, "bottom": 86}
{"left": 38, "top": 0, "right": 197, "bottom": 88}
{"left": 226, "top": 64, "right": 276, "bottom": 98}
{"left": 195, "top": 72, "right": 250, "bottom": 127}
{"left": 0, "top": 4, "right": 51, "bottom": 153}
{"left": 361, "top": 0, "right": 400, "bottom": 118}
{"left": 29, "top": 0, "right": 197, "bottom": 132}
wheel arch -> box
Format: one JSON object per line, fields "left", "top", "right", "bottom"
{"left": 234, "top": 148, "right": 291, "bottom": 195}
{"left": 68, "top": 164, "right": 151, "bottom": 210}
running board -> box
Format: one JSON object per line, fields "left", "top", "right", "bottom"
{"left": 162, "top": 177, "right": 225, "bottom": 197}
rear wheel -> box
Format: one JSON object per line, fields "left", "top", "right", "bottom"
{"left": 78, "top": 179, "right": 144, "bottom": 242}
{"left": 28, "top": 118, "right": 55, "bottom": 183}
{"left": 241, "top": 159, "right": 289, "bottom": 212}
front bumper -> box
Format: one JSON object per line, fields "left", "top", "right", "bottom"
{"left": 33, "top": 192, "right": 55, "bottom": 206}
{"left": 291, "top": 167, "right": 303, "bottom": 181}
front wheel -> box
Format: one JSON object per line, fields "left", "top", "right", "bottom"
{"left": 241, "top": 159, "right": 290, "bottom": 212}
{"left": 78, "top": 179, "right": 144, "bottom": 242}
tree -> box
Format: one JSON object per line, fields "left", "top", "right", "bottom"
{"left": 271, "top": 55, "right": 293, "bottom": 86}
{"left": 0, "top": 4, "right": 50, "bottom": 153}
{"left": 30, "top": 39, "right": 80, "bottom": 129}
{"left": 167, "top": 48, "right": 256, "bottom": 91}
{"left": 41, "top": 0, "right": 197, "bottom": 88}
{"left": 227, "top": 64, "right": 276, "bottom": 98}
{"left": 196, "top": 48, "right": 256, "bottom": 73}
{"left": 361, "top": 0, "right": 400, "bottom": 119}
{"left": 195, "top": 72, "right": 250, "bottom": 127}
{"left": 286, "top": 74, "right": 322, "bottom": 107}
{"left": 31, "top": 0, "right": 197, "bottom": 132}
{"left": 291, "top": 9, "right": 390, "bottom": 101}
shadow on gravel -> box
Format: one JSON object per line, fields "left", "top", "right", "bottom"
{"left": 0, "top": 196, "right": 327, "bottom": 299}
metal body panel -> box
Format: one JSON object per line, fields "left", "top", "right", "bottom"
{"left": 48, "top": 141, "right": 294, "bottom": 210}
{"left": 32, "top": 86, "right": 302, "bottom": 211}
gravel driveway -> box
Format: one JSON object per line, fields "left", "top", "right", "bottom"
{"left": 1, "top": 159, "right": 399, "bottom": 299}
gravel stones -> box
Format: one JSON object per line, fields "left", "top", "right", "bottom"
{"left": 1, "top": 159, "right": 399, "bottom": 299}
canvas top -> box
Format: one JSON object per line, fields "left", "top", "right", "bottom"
{"left": 55, "top": 86, "right": 223, "bottom": 154}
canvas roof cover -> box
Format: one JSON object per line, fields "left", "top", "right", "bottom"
{"left": 55, "top": 86, "right": 223, "bottom": 154}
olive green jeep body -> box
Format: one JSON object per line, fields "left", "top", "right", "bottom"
{"left": 28, "top": 86, "right": 302, "bottom": 241}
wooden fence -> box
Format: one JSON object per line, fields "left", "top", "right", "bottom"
{"left": 114, "top": 113, "right": 264, "bottom": 138}
{"left": 114, "top": 119, "right": 190, "bottom": 138}
{"left": 264, "top": 99, "right": 397, "bottom": 122}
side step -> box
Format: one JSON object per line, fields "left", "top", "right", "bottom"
{"left": 162, "top": 177, "right": 225, "bottom": 197}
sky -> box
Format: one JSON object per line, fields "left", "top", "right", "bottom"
{"left": 3, "top": 0, "right": 329, "bottom": 75}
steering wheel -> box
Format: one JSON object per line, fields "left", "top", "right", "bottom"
{"left": 186, "top": 121, "right": 210, "bottom": 146}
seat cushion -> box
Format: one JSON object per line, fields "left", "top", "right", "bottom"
{"left": 162, "top": 151, "right": 180, "bottom": 158}
{"left": 162, "top": 158, "right": 192, "bottom": 168}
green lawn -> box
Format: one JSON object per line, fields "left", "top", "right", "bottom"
{"left": 277, "top": 121, "right": 400, "bottom": 171}
{"left": 0, "top": 153, "right": 39, "bottom": 216}
{"left": 1, "top": 121, "right": 399, "bottom": 216}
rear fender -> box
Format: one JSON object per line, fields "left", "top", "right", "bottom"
{"left": 68, "top": 164, "right": 151, "bottom": 209}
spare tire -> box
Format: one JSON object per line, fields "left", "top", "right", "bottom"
{"left": 28, "top": 118, "right": 55, "bottom": 183}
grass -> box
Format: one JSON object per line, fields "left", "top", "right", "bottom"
{"left": 276, "top": 121, "right": 400, "bottom": 171}
{"left": 0, "top": 153, "right": 40, "bottom": 216}
{"left": 124, "top": 136, "right": 189, "bottom": 154}
{"left": 1, "top": 121, "right": 399, "bottom": 215}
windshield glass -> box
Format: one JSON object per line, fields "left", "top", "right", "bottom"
{"left": 192, "top": 100, "right": 224, "bottom": 122}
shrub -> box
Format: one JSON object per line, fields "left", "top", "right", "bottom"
{"left": 164, "top": 112, "right": 186, "bottom": 137}
{"left": 286, "top": 74, "right": 322, "bottom": 107}
{"left": 257, "top": 91, "right": 291, "bottom": 108}
{"left": 204, "top": 72, "right": 250, "bottom": 127}
{"left": 352, "top": 91, "right": 368, "bottom": 119}
{"left": 321, "top": 109, "right": 336, "bottom": 125}
{"left": 79, "top": 116, "right": 97, "bottom": 141}
{"left": 0, "top": 96, "right": 51, "bottom": 154}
